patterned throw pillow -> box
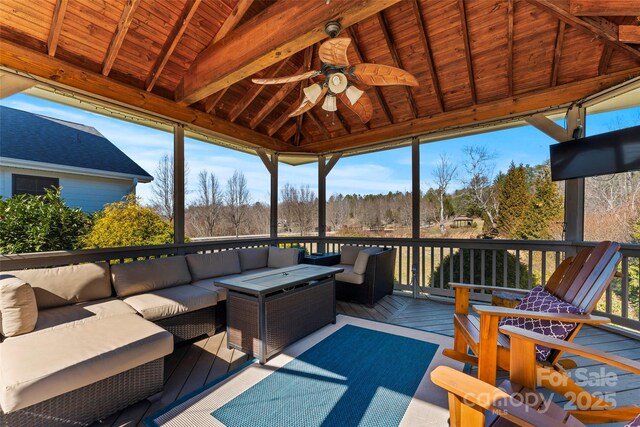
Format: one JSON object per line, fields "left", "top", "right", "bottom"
{"left": 498, "top": 286, "right": 584, "bottom": 362}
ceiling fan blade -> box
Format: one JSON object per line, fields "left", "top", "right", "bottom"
{"left": 338, "top": 90, "right": 373, "bottom": 123}
{"left": 252, "top": 70, "right": 319, "bottom": 85}
{"left": 351, "top": 63, "right": 418, "bottom": 87}
{"left": 319, "top": 38, "right": 351, "bottom": 67}
{"left": 289, "top": 86, "right": 328, "bottom": 117}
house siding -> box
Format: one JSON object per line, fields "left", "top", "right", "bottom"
{"left": 0, "top": 166, "right": 138, "bottom": 213}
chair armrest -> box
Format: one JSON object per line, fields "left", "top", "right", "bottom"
{"left": 430, "top": 366, "right": 567, "bottom": 427}
{"left": 449, "top": 283, "right": 530, "bottom": 295}
{"left": 473, "top": 305, "right": 611, "bottom": 324}
{"left": 500, "top": 325, "right": 640, "bottom": 375}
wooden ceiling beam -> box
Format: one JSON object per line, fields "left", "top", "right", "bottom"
{"left": 333, "top": 109, "right": 352, "bottom": 134}
{"left": 281, "top": 121, "right": 297, "bottom": 143}
{"left": 268, "top": 91, "right": 302, "bottom": 137}
{"left": 569, "top": 0, "right": 640, "bottom": 16}
{"left": 347, "top": 26, "right": 394, "bottom": 124}
{"left": 526, "top": 0, "right": 640, "bottom": 60}
{"left": 299, "top": 66, "right": 640, "bottom": 153}
{"left": 507, "top": 0, "right": 514, "bottom": 96}
{"left": 619, "top": 25, "right": 640, "bottom": 44}
{"left": 0, "top": 39, "right": 290, "bottom": 152}
{"left": 376, "top": 12, "right": 419, "bottom": 118}
{"left": 550, "top": 21, "right": 566, "bottom": 87}
{"left": 213, "top": 0, "right": 253, "bottom": 44}
{"left": 145, "top": 0, "right": 202, "bottom": 92}
{"left": 598, "top": 46, "right": 614, "bottom": 75}
{"left": 411, "top": 0, "right": 444, "bottom": 113}
{"left": 176, "top": 0, "right": 401, "bottom": 105}
{"left": 457, "top": 0, "right": 477, "bottom": 105}
{"left": 102, "top": 0, "right": 141, "bottom": 76}
{"left": 295, "top": 46, "right": 313, "bottom": 146}
{"left": 203, "top": 88, "right": 228, "bottom": 113}
{"left": 250, "top": 65, "right": 304, "bottom": 129}
{"left": 227, "top": 59, "right": 290, "bottom": 122}
{"left": 47, "top": 0, "right": 68, "bottom": 57}
{"left": 307, "top": 110, "right": 331, "bottom": 140}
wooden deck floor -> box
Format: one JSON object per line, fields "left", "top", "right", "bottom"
{"left": 98, "top": 295, "right": 640, "bottom": 427}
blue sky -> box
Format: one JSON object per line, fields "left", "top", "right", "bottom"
{"left": 1, "top": 93, "right": 638, "bottom": 204}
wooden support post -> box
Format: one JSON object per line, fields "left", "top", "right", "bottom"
{"left": 258, "top": 150, "right": 279, "bottom": 240}
{"left": 318, "top": 154, "right": 342, "bottom": 253}
{"left": 564, "top": 106, "right": 585, "bottom": 247}
{"left": 411, "top": 137, "right": 421, "bottom": 297}
{"left": 173, "top": 124, "right": 185, "bottom": 244}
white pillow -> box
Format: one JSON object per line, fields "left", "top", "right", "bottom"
{"left": 0, "top": 275, "right": 38, "bottom": 337}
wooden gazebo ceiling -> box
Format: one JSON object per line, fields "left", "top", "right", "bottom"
{"left": 1, "top": 0, "right": 639, "bottom": 154}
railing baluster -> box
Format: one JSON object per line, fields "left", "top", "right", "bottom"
{"left": 481, "top": 249, "right": 485, "bottom": 286}
{"left": 492, "top": 250, "right": 496, "bottom": 286}
{"left": 399, "top": 246, "right": 403, "bottom": 285}
{"left": 421, "top": 246, "right": 426, "bottom": 289}
{"left": 459, "top": 247, "right": 464, "bottom": 283}
{"left": 515, "top": 249, "right": 520, "bottom": 289}
{"left": 431, "top": 246, "right": 435, "bottom": 288}
{"left": 439, "top": 247, "right": 444, "bottom": 289}
{"left": 621, "top": 256, "right": 629, "bottom": 319}
{"left": 503, "top": 250, "right": 508, "bottom": 287}
{"left": 528, "top": 250, "right": 533, "bottom": 289}
{"left": 449, "top": 247, "right": 454, "bottom": 285}
{"left": 470, "top": 249, "right": 474, "bottom": 284}
{"left": 541, "top": 250, "right": 546, "bottom": 286}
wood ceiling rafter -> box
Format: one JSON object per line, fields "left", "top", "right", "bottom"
{"left": 307, "top": 110, "right": 331, "bottom": 140}
{"left": 332, "top": 109, "right": 352, "bottom": 135}
{"left": 101, "top": 0, "right": 141, "bottom": 76}
{"left": 457, "top": 0, "right": 477, "bottom": 105}
{"left": 598, "top": 46, "right": 614, "bottom": 75}
{"left": 0, "top": 39, "right": 291, "bottom": 152}
{"left": 145, "top": 0, "right": 202, "bottom": 92}
{"left": 526, "top": 0, "right": 640, "bottom": 61}
{"left": 176, "top": 0, "right": 401, "bottom": 105}
{"left": 346, "top": 26, "right": 394, "bottom": 124}
{"left": 507, "top": 0, "right": 514, "bottom": 96}
{"left": 250, "top": 64, "right": 305, "bottom": 130}
{"left": 550, "top": 21, "right": 566, "bottom": 86}
{"left": 199, "top": 0, "right": 253, "bottom": 113}
{"left": 619, "top": 25, "right": 640, "bottom": 44}
{"left": 300, "top": 67, "right": 640, "bottom": 153}
{"left": 268, "top": 99, "right": 299, "bottom": 137}
{"left": 569, "top": 0, "right": 640, "bottom": 16}
{"left": 47, "top": 0, "right": 68, "bottom": 56}
{"left": 411, "top": 0, "right": 444, "bottom": 113}
{"left": 281, "top": 121, "right": 297, "bottom": 143}
{"left": 228, "top": 59, "right": 290, "bottom": 122}
{"left": 376, "top": 12, "right": 419, "bottom": 119}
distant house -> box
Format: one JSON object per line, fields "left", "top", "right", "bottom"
{"left": 0, "top": 106, "right": 152, "bottom": 212}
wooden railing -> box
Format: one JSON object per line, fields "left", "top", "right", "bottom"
{"left": 1, "top": 237, "right": 638, "bottom": 331}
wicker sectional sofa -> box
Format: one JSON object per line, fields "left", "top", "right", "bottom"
{"left": 0, "top": 245, "right": 303, "bottom": 426}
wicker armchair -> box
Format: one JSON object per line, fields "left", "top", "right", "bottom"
{"left": 335, "top": 246, "right": 396, "bottom": 307}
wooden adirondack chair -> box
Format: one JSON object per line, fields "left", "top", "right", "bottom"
{"left": 442, "top": 241, "right": 622, "bottom": 410}
{"left": 432, "top": 325, "right": 640, "bottom": 426}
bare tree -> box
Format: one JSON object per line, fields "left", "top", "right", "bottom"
{"left": 462, "top": 146, "right": 499, "bottom": 229}
{"left": 225, "top": 170, "right": 250, "bottom": 238}
{"left": 150, "top": 154, "right": 189, "bottom": 221}
{"left": 327, "top": 194, "right": 348, "bottom": 231}
{"left": 188, "top": 170, "right": 223, "bottom": 237}
{"left": 280, "top": 183, "right": 317, "bottom": 235}
{"left": 432, "top": 154, "right": 457, "bottom": 235}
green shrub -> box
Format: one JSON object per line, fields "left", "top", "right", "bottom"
{"left": 0, "top": 188, "right": 90, "bottom": 254}
{"left": 278, "top": 242, "right": 308, "bottom": 255}
{"left": 83, "top": 195, "right": 173, "bottom": 248}
{"left": 431, "top": 248, "right": 536, "bottom": 290}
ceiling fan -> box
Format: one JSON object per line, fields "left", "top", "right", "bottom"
{"left": 251, "top": 21, "right": 418, "bottom": 123}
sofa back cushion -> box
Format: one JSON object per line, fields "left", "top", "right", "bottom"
{"left": 111, "top": 256, "right": 191, "bottom": 297}
{"left": 353, "top": 247, "right": 384, "bottom": 275}
{"left": 238, "top": 247, "right": 269, "bottom": 271}
{"left": 0, "top": 275, "right": 38, "bottom": 337}
{"left": 4, "top": 263, "right": 112, "bottom": 310}
{"left": 267, "top": 247, "right": 300, "bottom": 268}
{"left": 185, "top": 250, "right": 242, "bottom": 281}
{"left": 340, "top": 245, "right": 362, "bottom": 265}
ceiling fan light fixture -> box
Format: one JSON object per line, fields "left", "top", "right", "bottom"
{"left": 303, "top": 83, "right": 323, "bottom": 104}
{"left": 328, "top": 72, "right": 348, "bottom": 94}
{"left": 322, "top": 94, "right": 337, "bottom": 112}
{"left": 345, "top": 85, "right": 364, "bottom": 105}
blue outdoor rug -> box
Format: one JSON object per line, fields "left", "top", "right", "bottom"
{"left": 147, "top": 315, "right": 461, "bottom": 427}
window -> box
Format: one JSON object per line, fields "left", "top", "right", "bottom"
{"left": 12, "top": 174, "right": 59, "bottom": 196}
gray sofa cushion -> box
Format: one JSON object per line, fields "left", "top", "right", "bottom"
{"left": 0, "top": 275, "right": 38, "bottom": 337}
{"left": 335, "top": 264, "right": 365, "bottom": 285}
{"left": 34, "top": 298, "right": 137, "bottom": 332}
{"left": 111, "top": 256, "right": 192, "bottom": 297}
{"left": 122, "top": 284, "right": 217, "bottom": 321}
{"left": 267, "top": 247, "right": 300, "bottom": 268}
{"left": 238, "top": 247, "right": 269, "bottom": 271}
{"left": 340, "top": 245, "right": 362, "bottom": 265}
{"left": 353, "top": 247, "right": 383, "bottom": 275}
{"left": 186, "top": 250, "right": 241, "bottom": 281}
{"left": 4, "top": 263, "right": 112, "bottom": 310}
{"left": 0, "top": 313, "right": 173, "bottom": 413}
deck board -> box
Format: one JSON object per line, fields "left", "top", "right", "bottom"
{"left": 96, "top": 295, "right": 640, "bottom": 427}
